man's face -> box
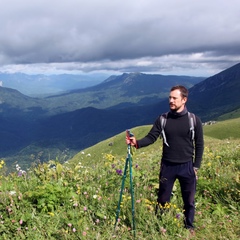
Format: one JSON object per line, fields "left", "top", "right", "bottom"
{"left": 169, "top": 89, "right": 187, "bottom": 112}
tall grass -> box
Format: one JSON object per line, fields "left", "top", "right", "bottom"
{"left": 0, "top": 120, "right": 239, "bottom": 239}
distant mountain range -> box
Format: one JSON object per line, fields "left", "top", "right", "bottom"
{"left": 0, "top": 73, "right": 204, "bottom": 117}
{"left": 0, "top": 72, "right": 108, "bottom": 96}
{"left": 0, "top": 63, "right": 239, "bottom": 169}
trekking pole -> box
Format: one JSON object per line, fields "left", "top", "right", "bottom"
{"left": 128, "top": 135, "right": 136, "bottom": 237}
{"left": 114, "top": 130, "right": 136, "bottom": 237}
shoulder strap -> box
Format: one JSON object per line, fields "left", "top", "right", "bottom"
{"left": 188, "top": 112, "right": 196, "bottom": 141}
{"left": 160, "top": 112, "right": 168, "bottom": 129}
{"left": 160, "top": 112, "right": 169, "bottom": 147}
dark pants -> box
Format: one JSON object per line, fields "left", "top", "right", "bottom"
{"left": 157, "top": 160, "right": 196, "bottom": 229}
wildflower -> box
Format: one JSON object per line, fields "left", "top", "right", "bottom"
{"left": 9, "top": 191, "right": 16, "bottom": 195}
{"left": 83, "top": 206, "right": 87, "bottom": 211}
{"left": 176, "top": 214, "right": 181, "bottom": 219}
{"left": 7, "top": 208, "right": 12, "bottom": 213}
{"left": 18, "top": 170, "right": 26, "bottom": 177}
{"left": 0, "top": 160, "right": 5, "bottom": 169}
{"left": 68, "top": 223, "right": 72, "bottom": 227}
{"left": 19, "top": 219, "right": 23, "bottom": 225}
{"left": 76, "top": 185, "right": 81, "bottom": 194}
{"left": 160, "top": 227, "right": 167, "bottom": 234}
{"left": 48, "top": 212, "right": 54, "bottom": 217}
{"left": 83, "top": 231, "right": 87, "bottom": 236}
{"left": 93, "top": 195, "right": 98, "bottom": 199}
{"left": 16, "top": 164, "right": 20, "bottom": 171}
{"left": 116, "top": 169, "right": 123, "bottom": 175}
{"left": 73, "top": 228, "right": 76, "bottom": 232}
{"left": 96, "top": 219, "right": 100, "bottom": 224}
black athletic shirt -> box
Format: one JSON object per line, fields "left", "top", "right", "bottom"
{"left": 136, "top": 111, "right": 204, "bottom": 168}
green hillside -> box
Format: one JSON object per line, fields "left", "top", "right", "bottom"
{"left": 69, "top": 126, "right": 156, "bottom": 167}
{"left": 203, "top": 117, "right": 240, "bottom": 139}
{"left": 217, "top": 108, "right": 240, "bottom": 121}
{"left": 70, "top": 117, "right": 240, "bottom": 167}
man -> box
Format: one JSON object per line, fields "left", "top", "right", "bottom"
{"left": 126, "top": 85, "right": 204, "bottom": 230}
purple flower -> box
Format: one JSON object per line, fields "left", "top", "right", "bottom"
{"left": 18, "top": 170, "right": 26, "bottom": 177}
{"left": 116, "top": 169, "right": 123, "bottom": 175}
{"left": 176, "top": 213, "right": 181, "bottom": 219}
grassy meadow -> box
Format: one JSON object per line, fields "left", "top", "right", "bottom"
{"left": 0, "top": 118, "right": 239, "bottom": 239}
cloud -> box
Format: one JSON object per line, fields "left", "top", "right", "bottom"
{"left": 0, "top": 0, "right": 240, "bottom": 76}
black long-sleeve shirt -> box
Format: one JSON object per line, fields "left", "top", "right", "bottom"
{"left": 136, "top": 111, "right": 204, "bottom": 168}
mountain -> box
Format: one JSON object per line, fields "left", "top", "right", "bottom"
{"left": 45, "top": 73, "right": 204, "bottom": 112}
{"left": 187, "top": 63, "right": 240, "bottom": 120}
{"left": 0, "top": 72, "right": 107, "bottom": 96}
{"left": 0, "top": 87, "right": 47, "bottom": 118}
{"left": 0, "top": 73, "right": 204, "bottom": 118}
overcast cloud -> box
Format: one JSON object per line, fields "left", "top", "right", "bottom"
{"left": 0, "top": 0, "right": 240, "bottom": 77}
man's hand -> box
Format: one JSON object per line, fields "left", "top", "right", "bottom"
{"left": 194, "top": 167, "right": 198, "bottom": 180}
{"left": 126, "top": 136, "right": 137, "bottom": 147}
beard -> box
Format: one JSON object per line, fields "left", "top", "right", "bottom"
{"left": 169, "top": 103, "right": 185, "bottom": 113}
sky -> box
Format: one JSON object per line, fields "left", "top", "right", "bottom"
{"left": 0, "top": 0, "right": 240, "bottom": 77}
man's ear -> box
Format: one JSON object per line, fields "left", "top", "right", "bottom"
{"left": 182, "top": 97, "right": 187, "bottom": 104}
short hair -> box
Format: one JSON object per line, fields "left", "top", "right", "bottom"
{"left": 170, "top": 85, "right": 188, "bottom": 98}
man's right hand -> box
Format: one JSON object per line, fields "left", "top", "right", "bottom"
{"left": 126, "top": 136, "right": 137, "bottom": 146}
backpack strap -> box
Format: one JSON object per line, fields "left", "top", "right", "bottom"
{"left": 188, "top": 112, "right": 196, "bottom": 141}
{"left": 160, "top": 112, "right": 169, "bottom": 147}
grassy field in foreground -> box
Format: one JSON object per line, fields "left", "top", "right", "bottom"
{"left": 0, "top": 118, "right": 239, "bottom": 239}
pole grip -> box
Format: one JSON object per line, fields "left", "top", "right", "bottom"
{"left": 126, "top": 129, "right": 134, "bottom": 141}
